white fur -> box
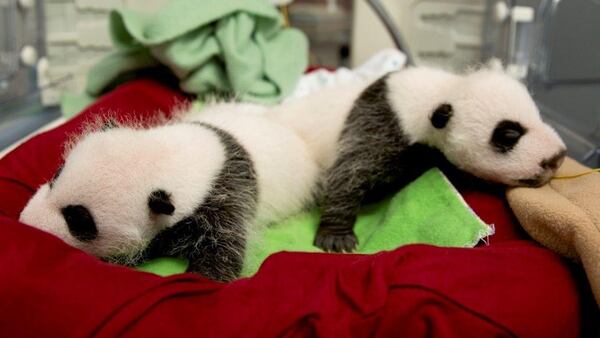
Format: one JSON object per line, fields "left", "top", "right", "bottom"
{"left": 20, "top": 123, "right": 225, "bottom": 259}
{"left": 418, "top": 69, "right": 565, "bottom": 185}
{"left": 269, "top": 66, "right": 566, "bottom": 186}
{"left": 20, "top": 103, "right": 319, "bottom": 260}
{"left": 268, "top": 81, "right": 370, "bottom": 169}
{"left": 386, "top": 67, "right": 461, "bottom": 144}
{"left": 186, "top": 103, "right": 319, "bottom": 226}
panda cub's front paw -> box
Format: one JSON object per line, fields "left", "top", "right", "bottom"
{"left": 314, "top": 227, "right": 358, "bottom": 253}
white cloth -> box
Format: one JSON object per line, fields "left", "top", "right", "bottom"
{"left": 288, "top": 49, "right": 406, "bottom": 99}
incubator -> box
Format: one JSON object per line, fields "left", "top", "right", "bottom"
{"left": 0, "top": 0, "right": 598, "bottom": 166}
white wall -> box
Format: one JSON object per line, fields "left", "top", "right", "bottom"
{"left": 352, "top": 0, "right": 486, "bottom": 71}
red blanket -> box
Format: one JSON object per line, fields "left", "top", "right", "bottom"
{"left": 0, "top": 79, "right": 582, "bottom": 337}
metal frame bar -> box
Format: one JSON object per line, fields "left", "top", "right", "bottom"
{"left": 365, "top": 0, "right": 415, "bottom": 65}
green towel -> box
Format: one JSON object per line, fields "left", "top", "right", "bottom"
{"left": 137, "top": 168, "right": 493, "bottom": 277}
{"left": 69, "top": 0, "right": 308, "bottom": 118}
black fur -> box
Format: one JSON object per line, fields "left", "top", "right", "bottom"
{"left": 540, "top": 149, "right": 566, "bottom": 170}
{"left": 148, "top": 189, "right": 175, "bottom": 215}
{"left": 143, "top": 123, "right": 258, "bottom": 282}
{"left": 517, "top": 177, "right": 544, "bottom": 187}
{"left": 490, "top": 120, "right": 526, "bottom": 153}
{"left": 430, "top": 103, "right": 453, "bottom": 129}
{"left": 314, "top": 75, "right": 441, "bottom": 252}
{"left": 61, "top": 205, "right": 98, "bottom": 242}
{"left": 49, "top": 164, "right": 64, "bottom": 189}
{"left": 101, "top": 119, "right": 118, "bottom": 131}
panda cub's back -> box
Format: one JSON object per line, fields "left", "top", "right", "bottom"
{"left": 188, "top": 104, "right": 320, "bottom": 227}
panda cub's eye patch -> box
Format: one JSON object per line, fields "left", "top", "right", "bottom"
{"left": 491, "top": 120, "right": 527, "bottom": 153}
{"left": 61, "top": 205, "right": 98, "bottom": 242}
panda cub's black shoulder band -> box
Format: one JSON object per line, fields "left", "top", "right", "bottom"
{"left": 144, "top": 122, "right": 258, "bottom": 282}
{"left": 315, "top": 72, "right": 445, "bottom": 252}
{"left": 315, "top": 74, "right": 410, "bottom": 251}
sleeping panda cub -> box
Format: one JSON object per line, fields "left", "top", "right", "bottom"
{"left": 19, "top": 103, "right": 319, "bottom": 281}
{"left": 270, "top": 66, "right": 566, "bottom": 253}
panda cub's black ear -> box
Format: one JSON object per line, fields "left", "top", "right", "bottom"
{"left": 431, "top": 103, "right": 453, "bottom": 129}
{"left": 148, "top": 189, "right": 175, "bottom": 215}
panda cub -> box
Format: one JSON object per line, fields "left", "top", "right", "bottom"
{"left": 19, "top": 103, "right": 319, "bottom": 281}
{"left": 270, "top": 66, "right": 567, "bottom": 253}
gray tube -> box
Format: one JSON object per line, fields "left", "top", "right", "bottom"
{"left": 365, "top": 0, "right": 415, "bottom": 65}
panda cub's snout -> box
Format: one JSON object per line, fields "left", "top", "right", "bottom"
{"left": 540, "top": 149, "right": 566, "bottom": 172}
{"left": 61, "top": 205, "right": 98, "bottom": 242}
{"left": 519, "top": 149, "right": 566, "bottom": 187}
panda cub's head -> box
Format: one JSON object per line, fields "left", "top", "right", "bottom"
{"left": 428, "top": 69, "right": 566, "bottom": 187}
{"left": 19, "top": 122, "right": 224, "bottom": 264}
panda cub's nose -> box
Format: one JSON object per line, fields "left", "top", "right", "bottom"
{"left": 540, "top": 150, "right": 566, "bottom": 171}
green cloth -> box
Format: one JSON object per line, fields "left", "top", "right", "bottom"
{"left": 72, "top": 0, "right": 308, "bottom": 117}
{"left": 138, "top": 168, "right": 492, "bottom": 277}
{"left": 60, "top": 92, "right": 96, "bottom": 118}
{"left": 137, "top": 257, "right": 188, "bottom": 277}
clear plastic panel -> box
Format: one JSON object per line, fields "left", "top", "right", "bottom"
{"left": 531, "top": 0, "right": 600, "bottom": 166}
{"left": 482, "top": 0, "right": 600, "bottom": 166}
{"left": 536, "top": 0, "right": 600, "bottom": 84}
{"left": 0, "top": 0, "right": 19, "bottom": 85}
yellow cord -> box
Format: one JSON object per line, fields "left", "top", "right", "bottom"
{"left": 553, "top": 168, "right": 600, "bottom": 180}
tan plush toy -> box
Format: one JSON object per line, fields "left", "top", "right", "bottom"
{"left": 507, "top": 157, "right": 600, "bottom": 306}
